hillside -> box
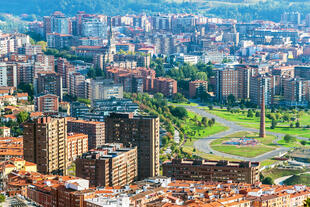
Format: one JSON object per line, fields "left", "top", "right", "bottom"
{"left": 1, "top": 0, "right": 310, "bottom": 22}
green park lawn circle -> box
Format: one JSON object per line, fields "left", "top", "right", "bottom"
{"left": 210, "top": 131, "right": 278, "bottom": 158}
{"left": 204, "top": 108, "right": 310, "bottom": 139}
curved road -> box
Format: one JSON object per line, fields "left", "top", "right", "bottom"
{"left": 184, "top": 105, "right": 291, "bottom": 162}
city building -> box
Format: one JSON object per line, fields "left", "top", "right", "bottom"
{"left": 0, "top": 126, "right": 10, "bottom": 137}
{"left": 163, "top": 159, "right": 260, "bottom": 184}
{"left": 69, "top": 72, "right": 91, "bottom": 99}
{"left": 23, "top": 117, "right": 67, "bottom": 175}
{"left": 189, "top": 80, "right": 208, "bottom": 98}
{"left": 36, "top": 71, "right": 63, "bottom": 99}
{"left": 43, "top": 11, "right": 71, "bottom": 36}
{"left": 105, "top": 113, "right": 160, "bottom": 179}
{"left": 0, "top": 158, "right": 37, "bottom": 179}
{"left": 153, "top": 77, "right": 177, "bottom": 96}
{"left": 281, "top": 12, "right": 301, "bottom": 25}
{"left": 67, "top": 119, "right": 105, "bottom": 149}
{"left": 91, "top": 78, "right": 123, "bottom": 101}
{"left": 215, "top": 67, "right": 239, "bottom": 102}
{"left": 57, "top": 57, "right": 75, "bottom": 89}
{"left": 282, "top": 78, "right": 310, "bottom": 106}
{"left": 76, "top": 143, "right": 137, "bottom": 187}
{"left": 67, "top": 133, "right": 88, "bottom": 163}
{"left": 35, "top": 94, "right": 59, "bottom": 113}
{"left": 250, "top": 74, "right": 272, "bottom": 106}
{"left": 0, "top": 137, "right": 23, "bottom": 161}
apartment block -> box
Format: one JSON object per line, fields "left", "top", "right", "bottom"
{"left": 67, "top": 119, "right": 105, "bottom": 149}
{"left": 23, "top": 117, "right": 67, "bottom": 175}
{"left": 67, "top": 133, "right": 88, "bottom": 163}
{"left": 153, "top": 77, "right": 177, "bottom": 96}
{"left": 249, "top": 74, "right": 272, "bottom": 106}
{"left": 36, "top": 71, "right": 63, "bottom": 99}
{"left": 215, "top": 68, "right": 239, "bottom": 102}
{"left": 76, "top": 143, "right": 137, "bottom": 187}
{"left": 91, "top": 78, "right": 123, "bottom": 101}
{"left": 0, "top": 137, "right": 23, "bottom": 161}
{"left": 105, "top": 113, "right": 160, "bottom": 179}
{"left": 163, "top": 159, "right": 260, "bottom": 184}
{"left": 57, "top": 57, "right": 75, "bottom": 89}
{"left": 35, "top": 94, "right": 59, "bottom": 113}
{"left": 189, "top": 80, "right": 208, "bottom": 98}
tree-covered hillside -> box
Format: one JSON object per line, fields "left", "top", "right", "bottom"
{"left": 1, "top": 0, "right": 310, "bottom": 22}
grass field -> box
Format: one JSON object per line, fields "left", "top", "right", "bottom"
{"left": 210, "top": 131, "right": 277, "bottom": 158}
{"left": 183, "top": 111, "right": 228, "bottom": 139}
{"left": 67, "top": 162, "right": 76, "bottom": 176}
{"left": 180, "top": 109, "right": 229, "bottom": 160}
{"left": 169, "top": 101, "right": 198, "bottom": 106}
{"left": 260, "top": 159, "right": 278, "bottom": 167}
{"left": 182, "top": 145, "right": 239, "bottom": 161}
{"left": 262, "top": 168, "right": 307, "bottom": 180}
{"left": 205, "top": 108, "right": 310, "bottom": 139}
{"left": 283, "top": 174, "right": 310, "bottom": 186}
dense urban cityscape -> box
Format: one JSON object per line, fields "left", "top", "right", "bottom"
{"left": 0, "top": 0, "right": 309, "bottom": 206}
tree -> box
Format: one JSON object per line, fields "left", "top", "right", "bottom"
{"left": 161, "top": 136, "right": 169, "bottom": 146}
{"left": 304, "top": 198, "right": 310, "bottom": 207}
{"left": 154, "top": 93, "right": 164, "bottom": 101}
{"left": 0, "top": 194, "right": 5, "bottom": 203}
{"left": 301, "top": 140, "right": 307, "bottom": 146}
{"left": 255, "top": 111, "right": 260, "bottom": 117}
{"left": 37, "top": 41, "right": 47, "bottom": 51}
{"left": 87, "top": 68, "right": 96, "bottom": 78}
{"left": 201, "top": 117, "right": 207, "bottom": 127}
{"left": 211, "top": 118, "right": 216, "bottom": 125}
{"left": 284, "top": 134, "right": 297, "bottom": 143}
{"left": 296, "top": 121, "right": 301, "bottom": 128}
{"left": 170, "top": 107, "right": 188, "bottom": 119}
{"left": 18, "top": 83, "right": 34, "bottom": 99}
{"left": 271, "top": 119, "right": 277, "bottom": 129}
{"left": 262, "top": 177, "right": 274, "bottom": 185}
{"left": 77, "top": 98, "right": 91, "bottom": 105}
{"left": 172, "top": 93, "right": 187, "bottom": 103}
{"left": 208, "top": 120, "right": 213, "bottom": 127}
{"left": 195, "top": 72, "right": 208, "bottom": 81}
{"left": 227, "top": 94, "right": 236, "bottom": 105}
{"left": 283, "top": 114, "right": 290, "bottom": 122}
{"left": 247, "top": 109, "right": 254, "bottom": 118}
{"left": 17, "top": 111, "right": 29, "bottom": 124}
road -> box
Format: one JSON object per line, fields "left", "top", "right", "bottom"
{"left": 184, "top": 105, "right": 292, "bottom": 162}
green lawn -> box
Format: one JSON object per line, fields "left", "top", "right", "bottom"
{"left": 183, "top": 111, "right": 228, "bottom": 140}
{"left": 210, "top": 131, "right": 278, "bottom": 158}
{"left": 283, "top": 174, "right": 310, "bottom": 186}
{"left": 67, "top": 162, "right": 76, "bottom": 176}
{"left": 169, "top": 101, "right": 198, "bottom": 106}
{"left": 205, "top": 108, "right": 310, "bottom": 139}
{"left": 182, "top": 145, "right": 239, "bottom": 161}
{"left": 262, "top": 168, "right": 307, "bottom": 180}
{"left": 260, "top": 159, "right": 278, "bottom": 167}
{"left": 181, "top": 110, "right": 229, "bottom": 160}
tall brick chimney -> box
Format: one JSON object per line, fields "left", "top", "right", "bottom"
{"left": 259, "top": 86, "right": 266, "bottom": 138}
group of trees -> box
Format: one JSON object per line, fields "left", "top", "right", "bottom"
{"left": 127, "top": 92, "right": 217, "bottom": 161}
{"left": 150, "top": 58, "right": 214, "bottom": 96}
{"left": 171, "top": 93, "right": 188, "bottom": 103}
{"left": 45, "top": 48, "right": 92, "bottom": 62}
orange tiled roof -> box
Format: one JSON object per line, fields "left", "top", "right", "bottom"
{"left": 17, "top": 93, "right": 28, "bottom": 97}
